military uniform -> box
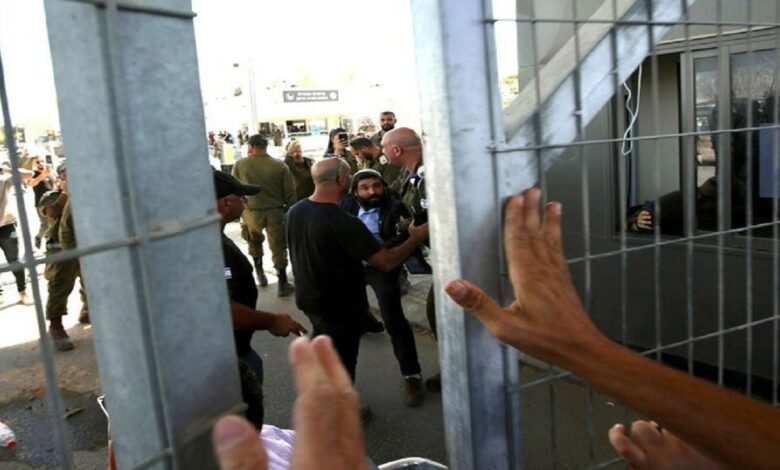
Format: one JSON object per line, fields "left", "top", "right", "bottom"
{"left": 398, "top": 162, "right": 436, "bottom": 337}
{"left": 283, "top": 154, "right": 315, "bottom": 203}
{"left": 232, "top": 153, "right": 295, "bottom": 271}
{"left": 362, "top": 154, "right": 404, "bottom": 191}
{"left": 325, "top": 151, "right": 359, "bottom": 175}
{"left": 39, "top": 191, "right": 87, "bottom": 321}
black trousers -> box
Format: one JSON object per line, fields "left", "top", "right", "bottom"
{"left": 364, "top": 267, "right": 421, "bottom": 376}
{"left": 307, "top": 314, "right": 363, "bottom": 382}
{"left": 0, "top": 224, "right": 25, "bottom": 293}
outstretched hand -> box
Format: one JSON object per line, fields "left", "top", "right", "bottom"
{"left": 212, "top": 336, "right": 368, "bottom": 470}
{"left": 444, "top": 187, "right": 605, "bottom": 364}
{"left": 608, "top": 421, "right": 722, "bottom": 470}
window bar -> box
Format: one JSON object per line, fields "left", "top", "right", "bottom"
{"left": 568, "top": 0, "right": 596, "bottom": 464}
{"left": 0, "top": 47, "right": 74, "bottom": 469}
{"left": 743, "top": 0, "right": 756, "bottom": 397}
{"left": 646, "top": 0, "right": 664, "bottom": 364}
{"left": 772, "top": 2, "right": 780, "bottom": 407}
{"left": 610, "top": 0, "right": 634, "bottom": 433}
{"left": 525, "top": 1, "right": 558, "bottom": 466}
{"left": 715, "top": 0, "right": 726, "bottom": 387}
{"left": 102, "top": 0, "right": 178, "bottom": 465}
{"left": 680, "top": 0, "right": 695, "bottom": 377}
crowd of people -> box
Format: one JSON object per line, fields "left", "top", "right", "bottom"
{"left": 211, "top": 109, "right": 780, "bottom": 469}
{"left": 219, "top": 111, "right": 441, "bottom": 421}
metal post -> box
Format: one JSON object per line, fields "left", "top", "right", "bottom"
{"left": 43, "top": 0, "right": 242, "bottom": 468}
{"left": 410, "top": 0, "right": 521, "bottom": 468}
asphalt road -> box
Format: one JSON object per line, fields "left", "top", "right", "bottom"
{"left": 249, "top": 284, "right": 448, "bottom": 467}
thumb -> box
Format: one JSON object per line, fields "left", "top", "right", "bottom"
{"left": 445, "top": 279, "right": 507, "bottom": 332}
{"left": 213, "top": 415, "right": 268, "bottom": 470}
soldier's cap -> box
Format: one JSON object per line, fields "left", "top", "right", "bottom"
{"left": 56, "top": 162, "right": 66, "bottom": 175}
{"left": 350, "top": 169, "right": 385, "bottom": 192}
{"left": 213, "top": 169, "right": 260, "bottom": 199}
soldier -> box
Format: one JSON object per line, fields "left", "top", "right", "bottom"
{"left": 348, "top": 137, "right": 404, "bottom": 190}
{"left": 370, "top": 111, "right": 397, "bottom": 148}
{"left": 382, "top": 127, "right": 440, "bottom": 391}
{"left": 283, "top": 140, "right": 315, "bottom": 204}
{"left": 232, "top": 134, "right": 295, "bottom": 296}
{"left": 39, "top": 163, "right": 88, "bottom": 351}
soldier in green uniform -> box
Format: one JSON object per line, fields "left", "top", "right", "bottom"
{"left": 370, "top": 110, "right": 397, "bottom": 149}
{"left": 283, "top": 140, "right": 315, "bottom": 203}
{"left": 382, "top": 127, "right": 440, "bottom": 391}
{"left": 349, "top": 137, "right": 404, "bottom": 191}
{"left": 324, "top": 128, "right": 359, "bottom": 175}
{"left": 39, "top": 164, "right": 88, "bottom": 351}
{"left": 232, "top": 134, "right": 295, "bottom": 296}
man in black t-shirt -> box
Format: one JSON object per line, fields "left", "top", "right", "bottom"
{"left": 286, "top": 158, "right": 429, "bottom": 383}
{"left": 214, "top": 169, "right": 307, "bottom": 428}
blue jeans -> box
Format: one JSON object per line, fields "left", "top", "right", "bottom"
{"left": 239, "top": 348, "right": 264, "bottom": 385}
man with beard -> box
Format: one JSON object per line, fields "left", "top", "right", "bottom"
{"left": 286, "top": 158, "right": 429, "bottom": 392}
{"left": 340, "top": 169, "right": 424, "bottom": 406}
{"left": 370, "top": 111, "right": 397, "bottom": 148}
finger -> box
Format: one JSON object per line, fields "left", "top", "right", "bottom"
{"left": 311, "top": 335, "right": 353, "bottom": 392}
{"left": 631, "top": 420, "right": 664, "bottom": 448}
{"left": 445, "top": 279, "right": 511, "bottom": 339}
{"left": 541, "top": 202, "right": 566, "bottom": 267}
{"left": 212, "top": 415, "right": 268, "bottom": 470}
{"left": 523, "top": 187, "right": 542, "bottom": 233}
{"left": 503, "top": 195, "right": 536, "bottom": 288}
{"left": 289, "top": 337, "right": 327, "bottom": 398}
{"left": 608, "top": 424, "right": 647, "bottom": 469}
{"left": 289, "top": 337, "right": 334, "bottom": 456}
{"left": 310, "top": 336, "right": 367, "bottom": 459}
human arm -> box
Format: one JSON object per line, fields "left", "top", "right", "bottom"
{"left": 43, "top": 192, "right": 68, "bottom": 219}
{"left": 212, "top": 336, "right": 369, "bottom": 470}
{"left": 282, "top": 166, "right": 295, "bottom": 207}
{"left": 229, "top": 301, "right": 307, "bottom": 337}
{"left": 444, "top": 188, "right": 780, "bottom": 469}
{"left": 26, "top": 168, "right": 50, "bottom": 188}
{"left": 365, "top": 222, "right": 428, "bottom": 272}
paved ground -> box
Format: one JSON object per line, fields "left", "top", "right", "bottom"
{"left": 0, "top": 223, "right": 448, "bottom": 468}
{"left": 0, "top": 221, "right": 630, "bottom": 469}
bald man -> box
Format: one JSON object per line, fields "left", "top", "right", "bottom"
{"left": 382, "top": 127, "right": 441, "bottom": 391}
{"left": 285, "top": 157, "right": 429, "bottom": 386}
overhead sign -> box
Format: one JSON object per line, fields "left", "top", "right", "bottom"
{"left": 283, "top": 90, "right": 339, "bottom": 103}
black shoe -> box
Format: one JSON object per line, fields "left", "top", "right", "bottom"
{"left": 277, "top": 270, "right": 294, "bottom": 297}
{"left": 254, "top": 257, "right": 269, "bottom": 287}
{"left": 425, "top": 373, "right": 441, "bottom": 392}
{"left": 404, "top": 377, "right": 425, "bottom": 407}
{"left": 365, "top": 315, "right": 385, "bottom": 334}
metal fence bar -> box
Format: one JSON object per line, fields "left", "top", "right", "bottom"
{"left": 773, "top": 0, "right": 780, "bottom": 408}
{"left": 0, "top": 42, "right": 74, "bottom": 470}
{"left": 715, "top": 0, "right": 727, "bottom": 388}
{"left": 410, "top": 0, "right": 519, "bottom": 467}
{"left": 43, "top": 0, "right": 243, "bottom": 467}
{"left": 494, "top": 122, "right": 780, "bottom": 154}
{"left": 744, "top": 0, "right": 756, "bottom": 397}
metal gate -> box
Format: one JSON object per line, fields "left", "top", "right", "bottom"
{"left": 1, "top": 0, "right": 243, "bottom": 468}
{"left": 413, "top": 0, "right": 780, "bottom": 468}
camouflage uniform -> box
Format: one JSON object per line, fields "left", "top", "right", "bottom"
{"left": 39, "top": 191, "right": 86, "bottom": 320}
{"left": 283, "top": 154, "right": 315, "bottom": 203}
{"left": 397, "top": 162, "right": 436, "bottom": 336}
{"left": 232, "top": 153, "right": 295, "bottom": 271}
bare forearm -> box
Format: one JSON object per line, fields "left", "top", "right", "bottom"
{"left": 230, "top": 301, "right": 277, "bottom": 331}
{"left": 566, "top": 336, "right": 780, "bottom": 468}
{"left": 374, "top": 237, "right": 421, "bottom": 272}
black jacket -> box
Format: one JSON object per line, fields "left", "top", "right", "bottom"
{"left": 340, "top": 193, "right": 409, "bottom": 249}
